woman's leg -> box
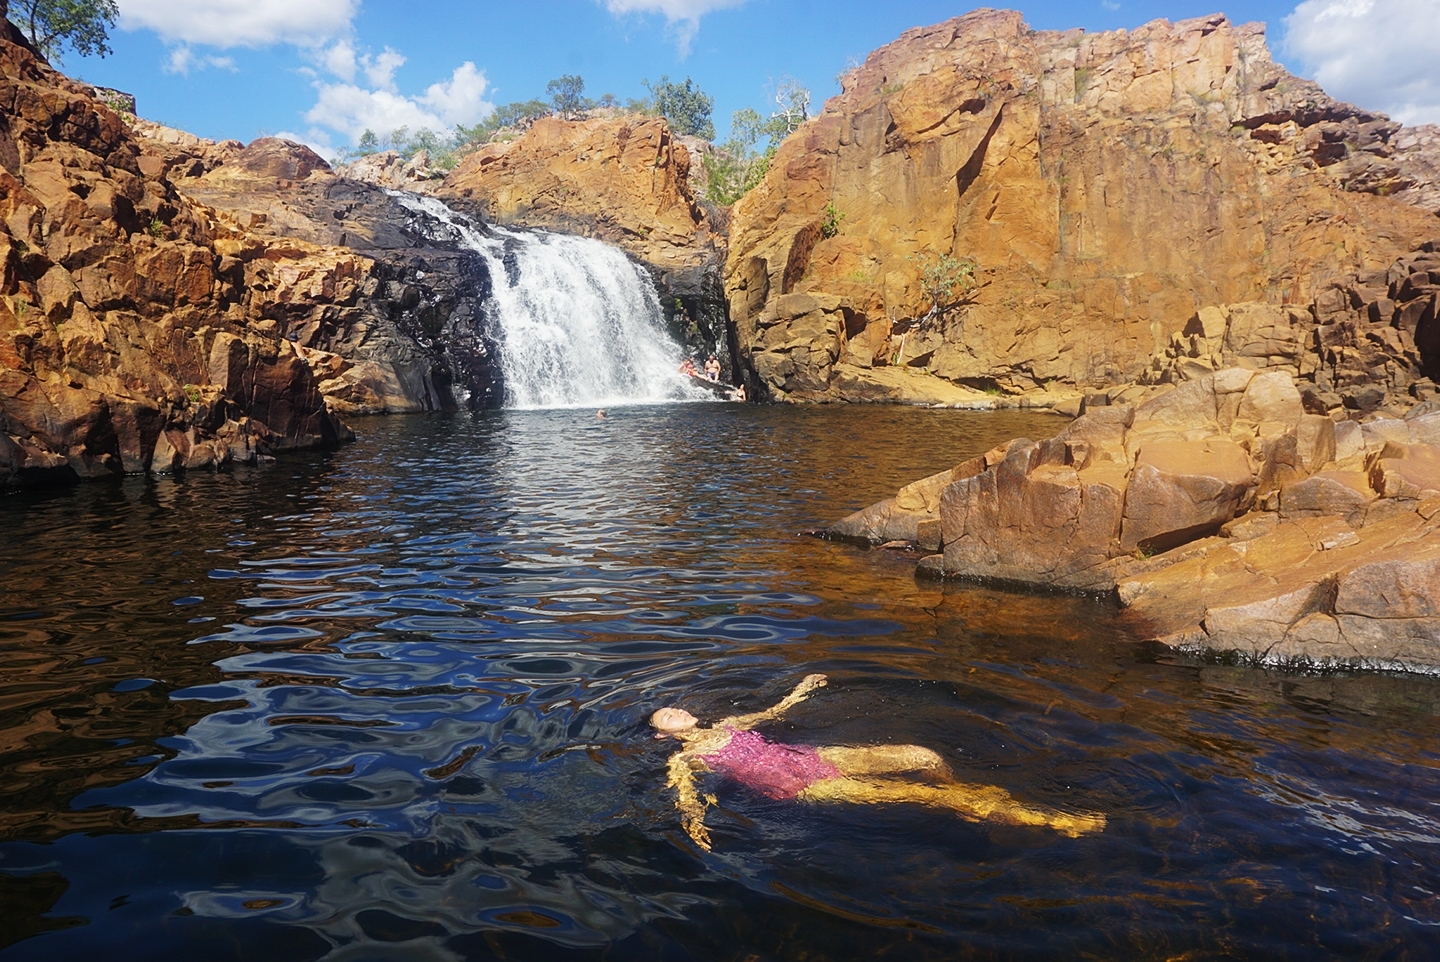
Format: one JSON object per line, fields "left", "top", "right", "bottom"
{"left": 798, "top": 776, "right": 1105, "bottom": 837}
{"left": 817, "top": 744, "right": 945, "bottom": 776}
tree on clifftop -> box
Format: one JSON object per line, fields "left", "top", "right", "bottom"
{"left": 645, "top": 76, "right": 715, "bottom": 139}
{"left": 10, "top": 0, "right": 118, "bottom": 62}
{"left": 547, "top": 75, "right": 589, "bottom": 120}
{"left": 700, "top": 78, "right": 811, "bottom": 205}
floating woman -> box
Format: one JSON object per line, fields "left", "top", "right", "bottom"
{"left": 652, "top": 673, "right": 1105, "bottom": 851}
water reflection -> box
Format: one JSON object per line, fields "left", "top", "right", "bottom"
{"left": 3, "top": 406, "right": 1440, "bottom": 959}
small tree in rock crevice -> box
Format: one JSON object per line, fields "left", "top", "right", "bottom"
{"left": 908, "top": 252, "right": 978, "bottom": 325}
{"left": 700, "top": 78, "right": 811, "bottom": 205}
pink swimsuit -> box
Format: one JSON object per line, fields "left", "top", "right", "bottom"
{"left": 699, "top": 728, "right": 842, "bottom": 800}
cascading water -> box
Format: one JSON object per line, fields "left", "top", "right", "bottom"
{"left": 391, "top": 192, "right": 713, "bottom": 409}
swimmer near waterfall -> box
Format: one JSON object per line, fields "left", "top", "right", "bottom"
{"left": 652, "top": 674, "right": 1106, "bottom": 851}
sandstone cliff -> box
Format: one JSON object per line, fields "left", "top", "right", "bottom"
{"left": 132, "top": 126, "right": 505, "bottom": 413}
{"left": 441, "top": 116, "right": 718, "bottom": 282}
{"left": 0, "top": 20, "right": 532, "bottom": 488}
{"left": 0, "top": 23, "right": 354, "bottom": 486}
{"left": 726, "top": 9, "right": 1440, "bottom": 403}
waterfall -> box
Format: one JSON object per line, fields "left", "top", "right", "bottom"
{"left": 390, "top": 192, "right": 712, "bottom": 410}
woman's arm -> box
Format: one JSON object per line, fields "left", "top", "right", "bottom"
{"left": 667, "top": 750, "right": 715, "bottom": 851}
{"left": 717, "top": 673, "right": 827, "bottom": 731}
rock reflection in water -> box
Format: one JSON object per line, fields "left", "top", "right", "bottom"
{"left": 3, "top": 406, "right": 1440, "bottom": 960}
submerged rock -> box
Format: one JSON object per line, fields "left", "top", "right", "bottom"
{"left": 829, "top": 366, "right": 1440, "bottom": 670}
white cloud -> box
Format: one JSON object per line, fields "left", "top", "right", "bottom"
{"left": 322, "top": 39, "right": 357, "bottom": 82}
{"left": 602, "top": 0, "right": 749, "bottom": 55}
{"left": 365, "top": 49, "right": 407, "bottom": 90}
{"left": 1284, "top": 0, "right": 1440, "bottom": 126}
{"left": 303, "top": 58, "right": 494, "bottom": 146}
{"left": 118, "top": 0, "right": 357, "bottom": 48}
{"left": 164, "top": 47, "right": 238, "bottom": 75}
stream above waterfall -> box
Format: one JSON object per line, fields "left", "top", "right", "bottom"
{"left": 4, "top": 405, "right": 1440, "bottom": 960}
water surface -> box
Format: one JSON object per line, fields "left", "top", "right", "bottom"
{"left": 3, "top": 405, "right": 1440, "bottom": 960}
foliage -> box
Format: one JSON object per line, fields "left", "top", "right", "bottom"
{"left": 820, "top": 202, "right": 845, "bottom": 239}
{"left": 701, "top": 147, "right": 769, "bottom": 206}
{"left": 11, "top": 0, "right": 118, "bottom": 62}
{"left": 455, "top": 98, "right": 552, "bottom": 146}
{"left": 767, "top": 77, "right": 810, "bottom": 138}
{"left": 644, "top": 75, "right": 715, "bottom": 139}
{"left": 343, "top": 125, "right": 467, "bottom": 171}
{"left": 698, "top": 78, "right": 811, "bottom": 206}
{"left": 907, "top": 251, "right": 978, "bottom": 322}
{"left": 547, "top": 74, "right": 588, "bottom": 120}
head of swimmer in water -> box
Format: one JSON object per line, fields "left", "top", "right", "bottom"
{"left": 650, "top": 707, "right": 699, "bottom": 737}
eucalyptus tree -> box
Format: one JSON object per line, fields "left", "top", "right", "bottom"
{"left": 9, "top": 0, "right": 118, "bottom": 62}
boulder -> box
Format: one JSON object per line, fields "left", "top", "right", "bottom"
{"left": 825, "top": 365, "right": 1440, "bottom": 669}
{"left": 1120, "top": 439, "right": 1253, "bottom": 553}
{"left": 1279, "top": 471, "right": 1374, "bottom": 526}
{"left": 1369, "top": 441, "right": 1440, "bottom": 499}
{"left": 1236, "top": 371, "right": 1305, "bottom": 425}
{"left": 940, "top": 441, "right": 1127, "bottom": 590}
{"left": 1117, "top": 509, "right": 1440, "bottom": 666}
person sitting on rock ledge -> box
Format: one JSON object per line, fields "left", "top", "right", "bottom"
{"left": 704, "top": 355, "right": 721, "bottom": 380}
{"left": 652, "top": 674, "right": 1105, "bottom": 851}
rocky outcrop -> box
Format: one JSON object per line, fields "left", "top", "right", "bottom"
{"left": 441, "top": 116, "right": 717, "bottom": 279}
{"left": 438, "top": 116, "right": 732, "bottom": 369}
{"left": 0, "top": 23, "right": 353, "bottom": 487}
{"left": 139, "top": 128, "right": 504, "bottom": 413}
{"left": 334, "top": 149, "right": 445, "bottom": 192}
{"left": 726, "top": 9, "right": 1440, "bottom": 403}
{"left": 1145, "top": 240, "right": 1440, "bottom": 413}
{"left": 829, "top": 366, "right": 1440, "bottom": 669}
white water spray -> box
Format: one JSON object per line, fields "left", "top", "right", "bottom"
{"left": 391, "top": 192, "right": 711, "bottom": 410}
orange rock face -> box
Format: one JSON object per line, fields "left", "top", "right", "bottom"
{"left": 829, "top": 365, "right": 1440, "bottom": 668}
{"left": 726, "top": 9, "right": 1440, "bottom": 402}
{"left": 0, "top": 24, "right": 351, "bottom": 485}
{"left": 441, "top": 116, "right": 722, "bottom": 285}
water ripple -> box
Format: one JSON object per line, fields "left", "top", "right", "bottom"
{"left": 7, "top": 407, "right": 1440, "bottom": 958}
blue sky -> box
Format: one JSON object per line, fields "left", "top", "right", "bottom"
{"left": 56, "top": 0, "right": 1440, "bottom": 159}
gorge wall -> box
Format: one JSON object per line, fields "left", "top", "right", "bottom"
{"left": 0, "top": 24, "right": 347, "bottom": 486}
{"left": 726, "top": 9, "right": 1440, "bottom": 403}
{"left": 0, "top": 23, "right": 505, "bottom": 488}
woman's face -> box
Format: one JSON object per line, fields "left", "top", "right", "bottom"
{"left": 650, "top": 707, "right": 699, "bottom": 734}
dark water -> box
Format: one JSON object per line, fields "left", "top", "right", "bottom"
{"left": 4, "top": 405, "right": 1440, "bottom": 961}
